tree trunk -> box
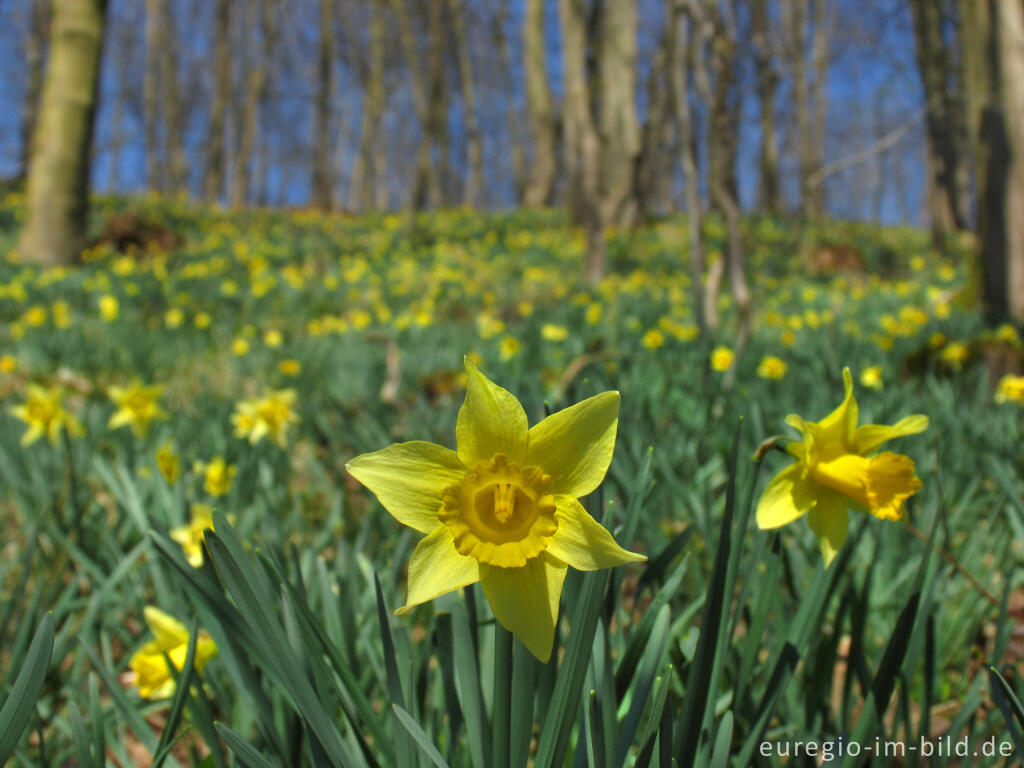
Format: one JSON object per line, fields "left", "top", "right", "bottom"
{"left": 18, "top": 0, "right": 107, "bottom": 266}
{"left": 598, "top": 0, "right": 640, "bottom": 226}
{"left": 20, "top": 0, "right": 51, "bottom": 179}
{"left": 426, "top": 0, "right": 448, "bottom": 208}
{"left": 312, "top": 0, "right": 334, "bottom": 210}
{"left": 909, "top": 0, "right": 968, "bottom": 236}
{"left": 809, "top": 0, "right": 828, "bottom": 216}
{"left": 672, "top": 1, "right": 707, "bottom": 335}
{"left": 785, "top": 0, "right": 814, "bottom": 216}
{"left": 751, "top": 0, "right": 781, "bottom": 214}
{"left": 204, "top": 0, "right": 229, "bottom": 203}
{"left": 964, "top": 0, "right": 1024, "bottom": 322}
{"left": 560, "top": 0, "right": 604, "bottom": 283}
{"left": 233, "top": 0, "right": 267, "bottom": 208}
{"left": 350, "top": 0, "right": 385, "bottom": 212}
{"left": 393, "top": 0, "right": 432, "bottom": 210}
{"left": 494, "top": 0, "right": 525, "bottom": 202}
{"left": 161, "top": 0, "right": 185, "bottom": 195}
{"left": 450, "top": 0, "right": 483, "bottom": 206}
{"left": 144, "top": 0, "right": 161, "bottom": 190}
{"left": 522, "top": 0, "right": 557, "bottom": 207}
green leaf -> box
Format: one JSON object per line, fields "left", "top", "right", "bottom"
{"left": 0, "top": 613, "right": 55, "bottom": 765}
{"left": 393, "top": 704, "right": 452, "bottom": 768}
{"left": 215, "top": 722, "right": 284, "bottom": 768}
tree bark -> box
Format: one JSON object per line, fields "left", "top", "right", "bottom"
{"left": 426, "top": 0, "right": 448, "bottom": 207}
{"left": 751, "top": 0, "right": 781, "bottom": 214}
{"left": 450, "top": 0, "right": 483, "bottom": 206}
{"left": 809, "top": 0, "right": 828, "bottom": 216}
{"left": 204, "top": 0, "right": 230, "bottom": 203}
{"left": 20, "top": 0, "right": 52, "bottom": 179}
{"left": 161, "top": 0, "right": 185, "bottom": 195}
{"left": 494, "top": 0, "right": 525, "bottom": 201}
{"left": 909, "top": 0, "right": 968, "bottom": 236}
{"left": 18, "top": 0, "right": 108, "bottom": 266}
{"left": 393, "top": 0, "right": 433, "bottom": 210}
{"left": 312, "top": 0, "right": 335, "bottom": 210}
{"left": 560, "top": 0, "right": 604, "bottom": 283}
{"left": 144, "top": 0, "right": 161, "bottom": 190}
{"left": 522, "top": 0, "right": 557, "bottom": 207}
{"left": 350, "top": 0, "right": 385, "bottom": 212}
{"left": 785, "top": 0, "right": 814, "bottom": 216}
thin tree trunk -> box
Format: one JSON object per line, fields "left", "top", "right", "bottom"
{"left": 233, "top": 0, "right": 265, "bottom": 208}
{"left": 18, "top": 0, "right": 108, "bottom": 266}
{"left": 560, "top": 0, "right": 604, "bottom": 283}
{"left": 494, "top": 0, "right": 525, "bottom": 201}
{"left": 598, "top": 0, "right": 640, "bottom": 226}
{"left": 522, "top": 0, "right": 557, "bottom": 206}
{"left": 312, "top": 0, "right": 334, "bottom": 210}
{"left": 350, "top": 0, "right": 385, "bottom": 212}
{"left": 161, "top": 0, "right": 185, "bottom": 195}
{"left": 672, "top": 1, "right": 707, "bottom": 335}
{"left": 998, "top": 0, "right": 1024, "bottom": 321}
{"left": 426, "top": 0, "right": 447, "bottom": 207}
{"left": 144, "top": 0, "right": 161, "bottom": 190}
{"left": 751, "top": 0, "right": 780, "bottom": 214}
{"left": 393, "top": 0, "right": 432, "bottom": 210}
{"left": 449, "top": 0, "right": 483, "bottom": 206}
{"left": 809, "top": 0, "right": 828, "bottom": 216}
{"left": 204, "top": 0, "right": 229, "bottom": 203}
{"left": 252, "top": 0, "right": 276, "bottom": 206}
{"left": 785, "top": 0, "right": 814, "bottom": 216}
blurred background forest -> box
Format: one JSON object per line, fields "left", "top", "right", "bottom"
{"left": 3, "top": 0, "right": 1023, "bottom": 320}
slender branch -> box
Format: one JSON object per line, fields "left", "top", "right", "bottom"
{"left": 807, "top": 109, "right": 925, "bottom": 188}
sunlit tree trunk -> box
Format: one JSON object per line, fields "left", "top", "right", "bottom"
{"left": 144, "top": 0, "right": 161, "bottom": 190}
{"left": 752, "top": 0, "right": 781, "bottom": 214}
{"left": 426, "top": 0, "right": 448, "bottom": 207}
{"left": 494, "top": 0, "right": 525, "bottom": 201}
{"left": 393, "top": 0, "right": 432, "bottom": 210}
{"left": 522, "top": 0, "right": 557, "bottom": 207}
{"left": 809, "top": 0, "right": 828, "bottom": 216}
{"left": 450, "top": 0, "right": 483, "bottom": 206}
{"left": 312, "top": 0, "right": 334, "bottom": 210}
{"left": 18, "top": 0, "right": 108, "bottom": 266}
{"left": 599, "top": 0, "right": 640, "bottom": 226}
{"left": 785, "top": 0, "right": 814, "bottom": 216}
{"left": 161, "top": 0, "right": 185, "bottom": 195}
{"left": 204, "top": 0, "right": 229, "bottom": 203}
{"left": 350, "top": 0, "right": 385, "bottom": 212}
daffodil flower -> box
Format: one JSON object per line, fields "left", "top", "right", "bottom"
{"left": 347, "top": 358, "right": 645, "bottom": 661}
{"left": 108, "top": 381, "right": 168, "bottom": 437}
{"left": 9, "top": 384, "right": 84, "bottom": 446}
{"left": 757, "top": 368, "right": 928, "bottom": 567}
{"left": 129, "top": 607, "right": 218, "bottom": 699}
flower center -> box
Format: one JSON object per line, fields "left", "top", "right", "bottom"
{"left": 440, "top": 454, "right": 557, "bottom": 568}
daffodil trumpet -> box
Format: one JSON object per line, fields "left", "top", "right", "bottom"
{"left": 756, "top": 368, "right": 928, "bottom": 567}
{"left": 347, "top": 357, "right": 645, "bottom": 661}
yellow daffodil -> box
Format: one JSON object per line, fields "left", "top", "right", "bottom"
{"left": 757, "top": 368, "right": 928, "bottom": 567}
{"left": 939, "top": 341, "right": 969, "bottom": 370}
{"left": 170, "top": 504, "right": 215, "bottom": 567}
{"left": 756, "top": 356, "right": 787, "bottom": 380}
{"left": 9, "top": 384, "right": 83, "bottom": 446}
{"left": 202, "top": 457, "right": 236, "bottom": 497}
{"left": 279, "top": 359, "right": 301, "bottom": 376}
{"left": 541, "top": 324, "right": 568, "bottom": 342}
{"left": 0, "top": 354, "right": 17, "bottom": 373}
{"left": 711, "top": 346, "right": 734, "bottom": 372}
{"left": 108, "top": 382, "right": 168, "bottom": 437}
{"left": 99, "top": 294, "right": 119, "bottom": 322}
{"left": 995, "top": 374, "right": 1024, "bottom": 405}
{"left": 129, "top": 607, "right": 218, "bottom": 699}
{"left": 499, "top": 336, "right": 521, "bottom": 361}
{"left": 231, "top": 389, "right": 298, "bottom": 447}
{"left": 347, "top": 358, "right": 645, "bottom": 661}
{"left": 641, "top": 329, "right": 665, "bottom": 349}
{"left": 156, "top": 442, "right": 180, "bottom": 484}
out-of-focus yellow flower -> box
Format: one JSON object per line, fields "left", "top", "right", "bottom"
{"left": 0, "top": 354, "right": 17, "bottom": 373}
{"left": 995, "top": 324, "right": 1021, "bottom": 347}
{"left": 169, "top": 504, "right": 215, "bottom": 567}
{"left": 165, "top": 308, "right": 184, "bottom": 328}
{"left": 156, "top": 443, "right": 180, "bottom": 484}
{"left": 711, "top": 346, "right": 734, "bottom": 372}
{"left": 108, "top": 382, "right": 167, "bottom": 437}
{"left": 756, "top": 368, "right": 928, "bottom": 567}
{"left": 641, "top": 329, "right": 664, "bottom": 349}
{"left": 203, "top": 457, "right": 236, "bottom": 497}
{"left": 99, "top": 295, "right": 119, "bottom": 322}
{"left": 264, "top": 329, "right": 283, "bottom": 348}
{"left": 859, "top": 366, "right": 884, "bottom": 390}
{"left": 995, "top": 374, "right": 1024, "bottom": 405}
{"left": 939, "top": 341, "right": 969, "bottom": 369}
{"left": 231, "top": 337, "right": 249, "bottom": 356}
{"left": 279, "top": 359, "right": 301, "bottom": 376}
{"left": 585, "top": 303, "right": 603, "bottom": 325}
{"left": 346, "top": 358, "right": 644, "bottom": 662}
{"left": 757, "top": 356, "right": 787, "bottom": 380}
{"left": 541, "top": 324, "right": 568, "bottom": 342}
{"left": 129, "top": 607, "right": 218, "bottom": 699}
{"left": 24, "top": 306, "right": 47, "bottom": 327}
{"left": 9, "top": 384, "right": 84, "bottom": 446}
{"left": 781, "top": 330, "right": 796, "bottom": 347}
{"left": 929, "top": 332, "right": 947, "bottom": 349}
{"left": 52, "top": 301, "right": 71, "bottom": 329}
{"left": 499, "top": 336, "right": 521, "bottom": 361}
{"left": 194, "top": 312, "right": 212, "bottom": 329}
{"left": 232, "top": 389, "right": 298, "bottom": 447}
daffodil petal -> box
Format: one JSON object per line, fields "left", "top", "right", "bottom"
{"left": 480, "top": 553, "right": 566, "bottom": 662}
{"left": 396, "top": 526, "right": 480, "bottom": 614}
{"left": 346, "top": 441, "right": 467, "bottom": 533}
{"left": 526, "top": 391, "right": 619, "bottom": 497}
{"left": 456, "top": 357, "right": 529, "bottom": 467}
{"left": 850, "top": 414, "right": 929, "bottom": 455}
{"left": 806, "top": 492, "right": 848, "bottom": 568}
{"left": 756, "top": 463, "right": 816, "bottom": 529}
{"left": 807, "top": 367, "right": 859, "bottom": 448}
{"left": 143, "top": 607, "right": 188, "bottom": 646}
{"left": 545, "top": 495, "right": 645, "bottom": 570}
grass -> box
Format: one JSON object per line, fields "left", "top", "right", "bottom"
{"left": 0, "top": 192, "right": 1021, "bottom": 766}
